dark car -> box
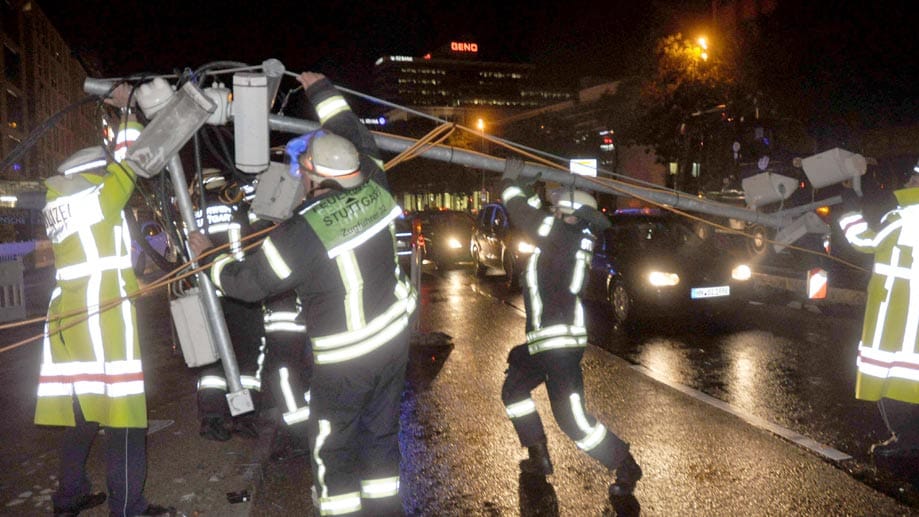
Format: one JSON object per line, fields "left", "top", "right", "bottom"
{"left": 416, "top": 210, "right": 475, "bottom": 269}
{"left": 470, "top": 202, "right": 536, "bottom": 288}
{"left": 584, "top": 208, "right": 753, "bottom": 328}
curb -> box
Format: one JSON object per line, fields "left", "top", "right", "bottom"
{"left": 752, "top": 271, "right": 866, "bottom": 307}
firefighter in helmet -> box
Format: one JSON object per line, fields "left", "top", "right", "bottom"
{"left": 499, "top": 160, "right": 643, "bottom": 498}
{"left": 189, "top": 71, "right": 415, "bottom": 516}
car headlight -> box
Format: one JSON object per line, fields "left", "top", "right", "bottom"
{"left": 731, "top": 264, "right": 752, "bottom": 281}
{"left": 517, "top": 241, "right": 535, "bottom": 254}
{"left": 647, "top": 271, "right": 680, "bottom": 287}
{"left": 446, "top": 237, "right": 463, "bottom": 249}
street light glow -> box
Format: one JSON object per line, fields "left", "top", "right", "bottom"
{"left": 476, "top": 118, "right": 485, "bottom": 131}
{"left": 697, "top": 37, "right": 708, "bottom": 50}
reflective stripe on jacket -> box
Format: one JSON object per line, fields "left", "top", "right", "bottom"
{"left": 838, "top": 187, "right": 919, "bottom": 403}
{"left": 502, "top": 182, "right": 593, "bottom": 355}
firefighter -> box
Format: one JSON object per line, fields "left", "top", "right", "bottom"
{"left": 188, "top": 71, "right": 415, "bottom": 516}
{"left": 192, "top": 169, "right": 266, "bottom": 441}
{"left": 36, "top": 104, "right": 175, "bottom": 515}
{"left": 499, "top": 159, "right": 643, "bottom": 498}
{"left": 838, "top": 164, "right": 919, "bottom": 457}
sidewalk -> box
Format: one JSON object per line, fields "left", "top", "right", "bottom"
{"left": 66, "top": 392, "right": 275, "bottom": 517}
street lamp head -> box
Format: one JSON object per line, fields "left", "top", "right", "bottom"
{"left": 476, "top": 118, "right": 485, "bottom": 131}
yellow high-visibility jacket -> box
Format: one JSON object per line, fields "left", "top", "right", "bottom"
{"left": 838, "top": 187, "right": 919, "bottom": 404}
{"left": 35, "top": 160, "right": 147, "bottom": 428}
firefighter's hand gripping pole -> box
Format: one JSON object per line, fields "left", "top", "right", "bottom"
{"left": 167, "top": 155, "right": 255, "bottom": 416}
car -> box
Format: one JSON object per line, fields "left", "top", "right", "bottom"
{"left": 584, "top": 208, "right": 753, "bottom": 328}
{"left": 415, "top": 210, "right": 475, "bottom": 269}
{"left": 470, "top": 202, "right": 536, "bottom": 288}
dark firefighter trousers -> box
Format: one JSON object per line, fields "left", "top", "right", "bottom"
{"left": 307, "top": 329, "right": 410, "bottom": 516}
{"left": 501, "top": 343, "right": 629, "bottom": 470}
{"left": 262, "top": 317, "right": 312, "bottom": 441}
{"left": 54, "top": 397, "right": 149, "bottom": 516}
{"left": 197, "top": 297, "right": 265, "bottom": 420}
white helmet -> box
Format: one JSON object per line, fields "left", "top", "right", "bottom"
{"left": 548, "top": 188, "right": 597, "bottom": 215}
{"left": 297, "top": 131, "right": 363, "bottom": 190}
{"left": 57, "top": 146, "right": 108, "bottom": 176}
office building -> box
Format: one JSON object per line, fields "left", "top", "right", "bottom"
{"left": 373, "top": 40, "right": 573, "bottom": 124}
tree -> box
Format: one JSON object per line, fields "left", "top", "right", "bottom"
{"left": 628, "top": 33, "right": 742, "bottom": 192}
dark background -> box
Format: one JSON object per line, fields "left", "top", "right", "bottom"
{"left": 39, "top": 0, "right": 918, "bottom": 130}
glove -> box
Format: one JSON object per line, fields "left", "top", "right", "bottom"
{"left": 502, "top": 157, "right": 525, "bottom": 182}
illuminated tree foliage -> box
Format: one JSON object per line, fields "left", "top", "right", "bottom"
{"left": 635, "top": 33, "right": 737, "bottom": 164}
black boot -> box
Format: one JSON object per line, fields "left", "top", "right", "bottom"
{"left": 53, "top": 492, "right": 106, "bottom": 516}
{"left": 609, "top": 451, "right": 642, "bottom": 497}
{"left": 269, "top": 427, "right": 309, "bottom": 462}
{"left": 199, "top": 416, "right": 231, "bottom": 442}
{"left": 520, "top": 442, "right": 554, "bottom": 476}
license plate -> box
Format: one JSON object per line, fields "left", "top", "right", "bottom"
{"left": 691, "top": 285, "right": 730, "bottom": 299}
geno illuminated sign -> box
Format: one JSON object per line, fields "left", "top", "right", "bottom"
{"left": 450, "top": 41, "right": 479, "bottom": 53}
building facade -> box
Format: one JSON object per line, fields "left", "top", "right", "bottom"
{"left": 1, "top": 0, "right": 98, "bottom": 240}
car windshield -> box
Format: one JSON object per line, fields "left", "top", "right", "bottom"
{"left": 610, "top": 217, "right": 706, "bottom": 253}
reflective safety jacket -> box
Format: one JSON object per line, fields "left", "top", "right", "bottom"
{"left": 208, "top": 78, "right": 415, "bottom": 366}
{"left": 501, "top": 182, "right": 593, "bottom": 355}
{"left": 839, "top": 187, "right": 919, "bottom": 404}
{"left": 36, "top": 160, "right": 146, "bottom": 428}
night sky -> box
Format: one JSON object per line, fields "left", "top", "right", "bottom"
{"left": 38, "top": 0, "right": 918, "bottom": 130}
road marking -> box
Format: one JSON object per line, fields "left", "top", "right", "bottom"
{"left": 629, "top": 361, "right": 853, "bottom": 462}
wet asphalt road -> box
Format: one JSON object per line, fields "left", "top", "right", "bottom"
{"left": 392, "top": 266, "right": 918, "bottom": 515}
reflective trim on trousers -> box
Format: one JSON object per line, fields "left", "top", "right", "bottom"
{"left": 505, "top": 398, "right": 537, "bottom": 419}
{"left": 319, "top": 491, "right": 361, "bottom": 516}
{"left": 570, "top": 393, "right": 607, "bottom": 451}
{"left": 360, "top": 476, "right": 400, "bottom": 499}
